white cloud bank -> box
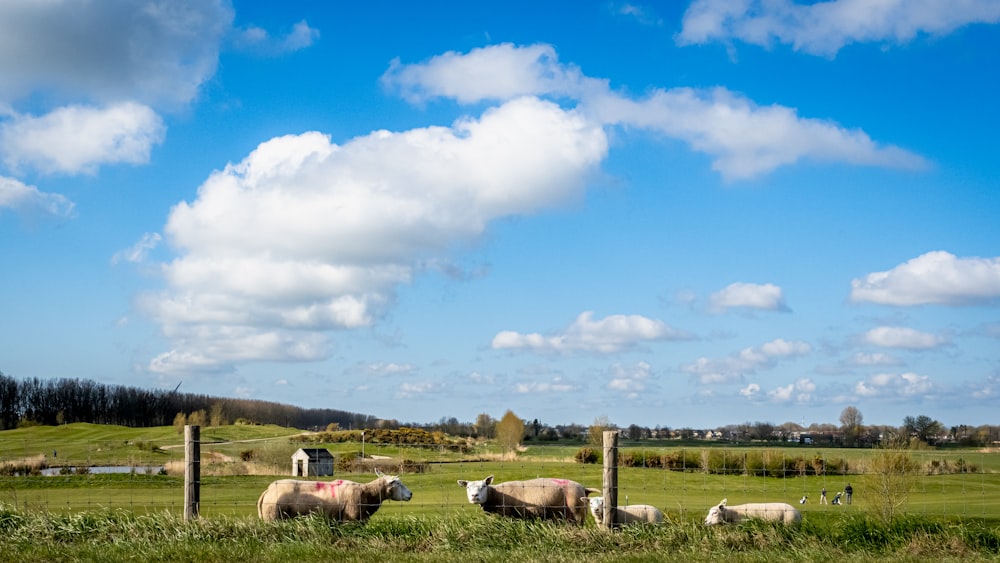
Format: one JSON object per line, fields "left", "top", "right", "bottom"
{"left": 142, "top": 42, "right": 925, "bottom": 373}
{"left": 144, "top": 98, "right": 607, "bottom": 373}
{"left": 864, "top": 326, "right": 948, "bottom": 350}
{"left": 683, "top": 338, "right": 811, "bottom": 384}
{"left": 855, "top": 372, "right": 935, "bottom": 399}
{"left": 1, "top": 103, "right": 165, "bottom": 175}
{"left": 492, "top": 312, "right": 690, "bottom": 355}
{"left": 709, "top": 282, "right": 788, "bottom": 312}
{"left": 851, "top": 251, "right": 1000, "bottom": 306}
{"left": 0, "top": 176, "right": 73, "bottom": 217}
{"left": 382, "top": 43, "right": 925, "bottom": 180}
{"left": 0, "top": 0, "right": 232, "bottom": 108}
{"left": 678, "top": 0, "right": 1000, "bottom": 56}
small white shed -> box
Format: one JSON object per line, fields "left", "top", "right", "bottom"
{"left": 291, "top": 448, "right": 334, "bottom": 477}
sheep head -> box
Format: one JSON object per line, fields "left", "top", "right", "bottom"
{"left": 457, "top": 475, "right": 494, "bottom": 504}
{"left": 704, "top": 498, "right": 728, "bottom": 525}
{"left": 375, "top": 468, "right": 413, "bottom": 501}
{"left": 584, "top": 496, "right": 606, "bottom": 521}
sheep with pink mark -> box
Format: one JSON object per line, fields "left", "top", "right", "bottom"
{"left": 257, "top": 468, "right": 412, "bottom": 522}
{"left": 703, "top": 498, "right": 801, "bottom": 525}
{"left": 583, "top": 495, "right": 663, "bottom": 526}
{"left": 457, "top": 475, "right": 600, "bottom": 524}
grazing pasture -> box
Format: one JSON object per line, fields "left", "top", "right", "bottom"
{"left": 2, "top": 424, "right": 999, "bottom": 561}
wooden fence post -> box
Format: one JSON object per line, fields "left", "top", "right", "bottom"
{"left": 184, "top": 425, "right": 200, "bottom": 521}
{"left": 602, "top": 430, "right": 618, "bottom": 530}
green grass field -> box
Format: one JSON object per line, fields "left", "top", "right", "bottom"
{"left": 2, "top": 424, "right": 1000, "bottom": 562}
{"left": 3, "top": 424, "right": 999, "bottom": 521}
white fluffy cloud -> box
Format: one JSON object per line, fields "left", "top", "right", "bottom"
{"left": 683, "top": 338, "right": 811, "bottom": 384}
{"left": 233, "top": 19, "right": 320, "bottom": 55}
{"left": 678, "top": 0, "right": 1000, "bottom": 56}
{"left": 492, "top": 311, "right": 689, "bottom": 355}
{"left": 850, "top": 251, "right": 1000, "bottom": 306}
{"left": 145, "top": 97, "right": 608, "bottom": 373}
{"left": 514, "top": 377, "right": 578, "bottom": 394}
{"left": 1, "top": 103, "right": 165, "bottom": 174}
{"left": 0, "top": 0, "right": 231, "bottom": 107}
{"left": 111, "top": 232, "right": 162, "bottom": 265}
{"left": 767, "top": 377, "right": 816, "bottom": 403}
{"left": 709, "top": 282, "right": 788, "bottom": 312}
{"left": 855, "top": 372, "right": 935, "bottom": 399}
{"left": 0, "top": 176, "right": 73, "bottom": 217}
{"left": 382, "top": 43, "right": 924, "bottom": 180}
{"left": 606, "top": 362, "right": 655, "bottom": 399}
{"left": 864, "top": 326, "right": 948, "bottom": 349}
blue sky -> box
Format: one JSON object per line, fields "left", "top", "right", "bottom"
{"left": 2, "top": 0, "right": 999, "bottom": 430}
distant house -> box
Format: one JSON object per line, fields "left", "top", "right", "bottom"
{"left": 291, "top": 448, "right": 334, "bottom": 477}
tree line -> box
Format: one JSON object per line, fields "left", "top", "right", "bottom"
{"left": 0, "top": 372, "right": 378, "bottom": 431}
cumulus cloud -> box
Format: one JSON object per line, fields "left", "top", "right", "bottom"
{"left": 112, "top": 232, "right": 162, "bottom": 265}
{"left": 850, "top": 352, "right": 902, "bottom": 367}
{"left": 864, "top": 326, "right": 948, "bottom": 349}
{"left": 683, "top": 338, "right": 811, "bottom": 384}
{"left": 0, "top": 176, "right": 73, "bottom": 217}
{"left": 606, "top": 362, "right": 655, "bottom": 399}
{"left": 1, "top": 103, "right": 165, "bottom": 175}
{"left": 709, "top": 282, "right": 788, "bottom": 312}
{"left": 144, "top": 97, "right": 608, "bottom": 373}
{"left": 0, "top": 0, "right": 231, "bottom": 107}
{"left": 739, "top": 383, "right": 760, "bottom": 398}
{"left": 855, "top": 372, "right": 935, "bottom": 399}
{"left": 850, "top": 251, "right": 1000, "bottom": 306}
{"left": 382, "top": 43, "right": 924, "bottom": 180}
{"left": 767, "top": 377, "right": 816, "bottom": 403}
{"left": 514, "top": 376, "right": 578, "bottom": 394}
{"left": 232, "top": 19, "right": 320, "bottom": 55}
{"left": 394, "top": 381, "right": 443, "bottom": 399}
{"left": 492, "top": 311, "right": 690, "bottom": 355}
{"left": 677, "top": 0, "right": 1000, "bottom": 56}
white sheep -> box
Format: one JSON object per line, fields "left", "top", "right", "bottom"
{"left": 583, "top": 495, "right": 663, "bottom": 526}
{"left": 703, "top": 498, "right": 801, "bottom": 525}
{"left": 257, "top": 468, "right": 412, "bottom": 522}
{"left": 457, "top": 475, "right": 599, "bottom": 524}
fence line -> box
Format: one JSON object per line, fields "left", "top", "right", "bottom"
{"left": 2, "top": 438, "right": 998, "bottom": 521}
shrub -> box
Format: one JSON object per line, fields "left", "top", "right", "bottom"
{"left": 574, "top": 447, "right": 599, "bottom": 464}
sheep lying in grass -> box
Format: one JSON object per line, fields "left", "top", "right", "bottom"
{"left": 258, "top": 468, "right": 412, "bottom": 522}
{"left": 457, "top": 475, "right": 599, "bottom": 524}
{"left": 703, "top": 498, "right": 801, "bottom": 525}
{"left": 583, "top": 496, "right": 663, "bottom": 526}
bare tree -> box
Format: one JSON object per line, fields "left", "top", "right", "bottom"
{"left": 474, "top": 413, "right": 495, "bottom": 439}
{"left": 840, "top": 406, "right": 864, "bottom": 447}
{"left": 588, "top": 415, "right": 614, "bottom": 447}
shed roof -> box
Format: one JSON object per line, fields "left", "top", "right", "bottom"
{"left": 293, "top": 448, "right": 334, "bottom": 460}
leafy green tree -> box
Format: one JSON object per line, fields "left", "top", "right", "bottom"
{"left": 903, "top": 415, "right": 944, "bottom": 445}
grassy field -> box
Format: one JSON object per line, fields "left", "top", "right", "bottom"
{"left": 2, "top": 424, "right": 999, "bottom": 561}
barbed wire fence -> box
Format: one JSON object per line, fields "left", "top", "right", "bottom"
{"left": 1, "top": 428, "right": 997, "bottom": 522}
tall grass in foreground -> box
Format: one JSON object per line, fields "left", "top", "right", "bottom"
{"left": 0, "top": 503, "right": 998, "bottom": 563}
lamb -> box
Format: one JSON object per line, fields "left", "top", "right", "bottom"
{"left": 457, "top": 475, "right": 599, "bottom": 524}
{"left": 703, "top": 498, "right": 801, "bottom": 525}
{"left": 583, "top": 495, "right": 663, "bottom": 526}
{"left": 257, "top": 468, "right": 412, "bottom": 522}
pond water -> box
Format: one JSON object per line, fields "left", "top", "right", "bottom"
{"left": 40, "top": 465, "right": 164, "bottom": 476}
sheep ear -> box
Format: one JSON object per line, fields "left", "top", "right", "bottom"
{"left": 484, "top": 475, "right": 494, "bottom": 485}
{"left": 375, "top": 468, "right": 384, "bottom": 477}
{"left": 457, "top": 480, "right": 468, "bottom": 487}
{"left": 719, "top": 498, "right": 728, "bottom": 507}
